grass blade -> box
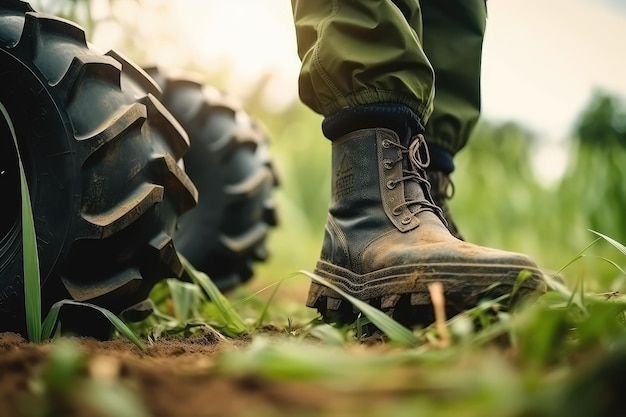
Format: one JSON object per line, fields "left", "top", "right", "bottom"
{"left": 0, "top": 101, "right": 41, "bottom": 342}
{"left": 83, "top": 379, "right": 151, "bottom": 417}
{"left": 296, "top": 270, "right": 419, "bottom": 347}
{"left": 43, "top": 300, "right": 145, "bottom": 350}
{"left": 591, "top": 256, "right": 626, "bottom": 276}
{"left": 509, "top": 270, "right": 532, "bottom": 305}
{"left": 589, "top": 229, "right": 626, "bottom": 257}
{"left": 551, "top": 237, "right": 601, "bottom": 281}
{"left": 255, "top": 278, "right": 285, "bottom": 327}
{"left": 167, "top": 279, "right": 199, "bottom": 321}
{"left": 41, "top": 303, "right": 62, "bottom": 340}
{"left": 308, "top": 323, "right": 347, "bottom": 347}
{"left": 180, "top": 255, "right": 248, "bottom": 336}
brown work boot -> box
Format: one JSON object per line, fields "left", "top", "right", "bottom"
{"left": 307, "top": 127, "right": 545, "bottom": 325}
{"left": 427, "top": 170, "right": 464, "bottom": 240}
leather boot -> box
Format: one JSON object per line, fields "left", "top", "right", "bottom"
{"left": 307, "top": 127, "right": 545, "bottom": 324}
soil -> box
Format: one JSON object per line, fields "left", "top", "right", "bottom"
{"left": 0, "top": 328, "right": 400, "bottom": 417}
{"left": 0, "top": 279, "right": 422, "bottom": 417}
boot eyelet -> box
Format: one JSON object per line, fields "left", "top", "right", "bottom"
{"left": 392, "top": 208, "right": 402, "bottom": 216}
{"left": 401, "top": 216, "right": 412, "bottom": 225}
{"left": 382, "top": 139, "right": 391, "bottom": 148}
{"left": 383, "top": 159, "right": 393, "bottom": 169}
{"left": 386, "top": 180, "right": 396, "bottom": 189}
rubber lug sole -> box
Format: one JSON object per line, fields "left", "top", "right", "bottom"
{"left": 307, "top": 260, "right": 546, "bottom": 326}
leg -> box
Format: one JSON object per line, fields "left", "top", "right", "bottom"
{"left": 421, "top": 0, "right": 487, "bottom": 238}
{"left": 422, "top": 0, "right": 487, "bottom": 157}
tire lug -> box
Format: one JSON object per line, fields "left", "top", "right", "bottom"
{"left": 326, "top": 297, "right": 342, "bottom": 311}
{"left": 381, "top": 294, "right": 401, "bottom": 309}
{"left": 410, "top": 292, "right": 430, "bottom": 306}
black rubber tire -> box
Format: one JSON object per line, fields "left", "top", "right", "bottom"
{"left": 0, "top": 1, "right": 197, "bottom": 338}
{"left": 144, "top": 67, "right": 279, "bottom": 292}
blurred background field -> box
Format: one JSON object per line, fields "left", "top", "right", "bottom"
{"left": 31, "top": 0, "right": 626, "bottom": 300}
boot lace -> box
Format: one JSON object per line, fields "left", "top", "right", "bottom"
{"left": 429, "top": 170, "right": 455, "bottom": 203}
{"left": 385, "top": 134, "right": 448, "bottom": 225}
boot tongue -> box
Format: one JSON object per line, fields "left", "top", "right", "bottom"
{"left": 396, "top": 127, "right": 431, "bottom": 214}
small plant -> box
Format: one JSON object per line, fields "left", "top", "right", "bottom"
{"left": 127, "top": 258, "right": 250, "bottom": 340}
{"left": 0, "top": 101, "right": 144, "bottom": 349}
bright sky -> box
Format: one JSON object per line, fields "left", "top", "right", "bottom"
{"left": 87, "top": 0, "right": 626, "bottom": 170}
{"left": 482, "top": 0, "right": 626, "bottom": 140}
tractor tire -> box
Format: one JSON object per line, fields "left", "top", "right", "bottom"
{"left": 144, "top": 67, "right": 279, "bottom": 292}
{"left": 0, "top": 1, "right": 197, "bottom": 338}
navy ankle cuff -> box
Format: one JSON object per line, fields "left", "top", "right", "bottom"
{"left": 427, "top": 143, "right": 455, "bottom": 174}
{"left": 322, "top": 104, "right": 424, "bottom": 142}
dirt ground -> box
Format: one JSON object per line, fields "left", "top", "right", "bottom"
{"left": 0, "top": 329, "right": 403, "bottom": 417}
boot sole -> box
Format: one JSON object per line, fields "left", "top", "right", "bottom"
{"left": 307, "top": 260, "right": 546, "bottom": 326}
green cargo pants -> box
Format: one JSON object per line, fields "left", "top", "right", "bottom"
{"left": 291, "top": 0, "right": 487, "bottom": 155}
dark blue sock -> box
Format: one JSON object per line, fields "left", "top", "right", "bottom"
{"left": 322, "top": 104, "right": 424, "bottom": 144}
{"left": 427, "top": 143, "right": 455, "bottom": 174}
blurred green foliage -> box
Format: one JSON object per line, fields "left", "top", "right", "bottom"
{"left": 450, "top": 90, "right": 626, "bottom": 291}
{"left": 568, "top": 92, "right": 626, "bottom": 248}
